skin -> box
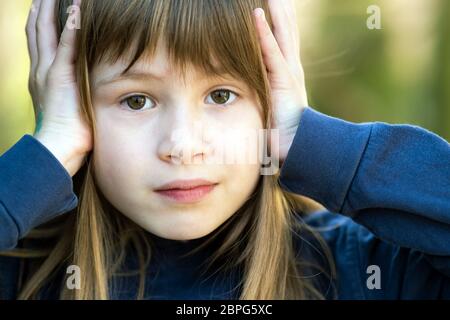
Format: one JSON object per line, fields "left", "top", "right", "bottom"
{"left": 91, "top": 41, "right": 264, "bottom": 240}
{"left": 26, "top": 0, "right": 308, "bottom": 239}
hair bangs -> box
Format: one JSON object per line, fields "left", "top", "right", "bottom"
{"left": 59, "top": 0, "right": 270, "bottom": 87}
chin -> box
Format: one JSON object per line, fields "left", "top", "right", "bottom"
{"left": 143, "top": 219, "right": 220, "bottom": 241}
{"left": 148, "top": 230, "right": 212, "bottom": 241}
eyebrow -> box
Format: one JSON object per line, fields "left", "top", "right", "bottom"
{"left": 94, "top": 67, "right": 239, "bottom": 89}
{"left": 94, "top": 71, "right": 166, "bottom": 89}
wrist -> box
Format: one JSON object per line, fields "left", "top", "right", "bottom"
{"left": 277, "top": 108, "right": 305, "bottom": 163}
{"left": 33, "top": 131, "right": 86, "bottom": 177}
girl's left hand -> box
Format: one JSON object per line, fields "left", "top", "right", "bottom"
{"left": 253, "top": 0, "right": 308, "bottom": 163}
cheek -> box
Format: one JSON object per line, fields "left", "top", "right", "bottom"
{"left": 210, "top": 104, "right": 264, "bottom": 166}
{"left": 214, "top": 114, "right": 263, "bottom": 203}
{"left": 92, "top": 115, "right": 154, "bottom": 201}
{"left": 227, "top": 163, "right": 261, "bottom": 196}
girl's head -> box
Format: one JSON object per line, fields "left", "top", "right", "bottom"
{"left": 75, "top": 0, "right": 270, "bottom": 241}
{"left": 56, "top": 0, "right": 277, "bottom": 241}
{"left": 13, "top": 0, "right": 333, "bottom": 300}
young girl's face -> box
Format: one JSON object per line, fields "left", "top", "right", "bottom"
{"left": 91, "top": 41, "right": 264, "bottom": 240}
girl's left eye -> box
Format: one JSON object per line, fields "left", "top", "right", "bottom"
{"left": 206, "top": 89, "right": 238, "bottom": 106}
{"left": 120, "top": 95, "right": 155, "bottom": 111}
{"left": 119, "top": 90, "right": 237, "bottom": 111}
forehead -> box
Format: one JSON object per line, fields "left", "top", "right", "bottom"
{"left": 91, "top": 40, "right": 239, "bottom": 88}
{"left": 91, "top": 43, "right": 169, "bottom": 83}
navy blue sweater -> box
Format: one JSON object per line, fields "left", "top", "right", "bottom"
{"left": 0, "top": 107, "right": 449, "bottom": 299}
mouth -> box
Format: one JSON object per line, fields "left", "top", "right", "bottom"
{"left": 154, "top": 179, "right": 218, "bottom": 204}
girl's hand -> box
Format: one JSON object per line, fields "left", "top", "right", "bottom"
{"left": 253, "top": 0, "right": 308, "bottom": 163}
{"left": 27, "top": 0, "right": 92, "bottom": 177}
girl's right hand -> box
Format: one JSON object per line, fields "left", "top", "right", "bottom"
{"left": 27, "top": 0, "right": 92, "bottom": 177}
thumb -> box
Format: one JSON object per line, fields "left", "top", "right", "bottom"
{"left": 253, "top": 8, "right": 288, "bottom": 76}
{"left": 52, "top": 1, "right": 80, "bottom": 69}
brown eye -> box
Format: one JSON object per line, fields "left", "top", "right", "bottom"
{"left": 207, "top": 89, "right": 238, "bottom": 106}
{"left": 123, "top": 95, "right": 153, "bottom": 111}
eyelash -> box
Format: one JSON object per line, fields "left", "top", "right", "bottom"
{"left": 119, "top": 88, "right": 240, "bottom": 112}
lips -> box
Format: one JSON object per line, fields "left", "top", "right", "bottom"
{"left": 154, "top": 179, "right": 218, "bottom": 203}
{"left": 155, "top": 179, "right": 217, "bottom": 191}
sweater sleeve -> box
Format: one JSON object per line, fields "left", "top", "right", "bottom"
{"left": 0, "top": 134, "right": 78, "bottom": 250}
{"left": 279, "top": 107, "right": 450, "bottom": 261}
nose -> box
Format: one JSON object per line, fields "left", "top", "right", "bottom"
{"left": 157, "top": 105, "right": 212, "bottom": 166}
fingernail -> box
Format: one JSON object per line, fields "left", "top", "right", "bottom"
{"left": 254, "top": 8, "right": 265, "bottom": 20}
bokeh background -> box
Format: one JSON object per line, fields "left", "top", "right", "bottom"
{"left": 1, "top": 0, "right": 449, "bottom": 154}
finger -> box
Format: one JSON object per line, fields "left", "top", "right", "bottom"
{"left": 272, "top": 0, "right": 304, "bottom": 78}
{"left": 52, "top": 10, "right": 79, "bottom": 70}
{"left": 36, "top": 0, "right": 58, "bottom": 71}
{"left": 26, "top": 0, "right": 42, "bottom": 74}
{"left": 285, "top": 0, "right": 301, "bottom": 50}
{"left": 287, "top": 0, "right": 302, "bottom": 55}
{"left": 285, "top": 0, "right": 299, "bottom": 27}
{"left": 267, "top": 0, "right": 296, "bottom": 62}
{"left": 268, "top": 0, "right": 301, "bottom": 66}
{"left": 253, "top": 8, "right": 288, "bottom": 74}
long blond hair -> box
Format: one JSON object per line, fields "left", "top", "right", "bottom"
{"left": 3, "top": 0, "right": 335, "bottom": 300}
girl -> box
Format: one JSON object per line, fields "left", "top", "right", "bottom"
{"left": 0, "top": 0, "right": 449, "bottom": 300}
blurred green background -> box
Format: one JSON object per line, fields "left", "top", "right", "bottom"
{"left": 1, "top": 0, "right": 449, "bottom": 154}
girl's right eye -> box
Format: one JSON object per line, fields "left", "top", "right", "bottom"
{"left": 120, "top": 95, "right": 155, "bottom": 111}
